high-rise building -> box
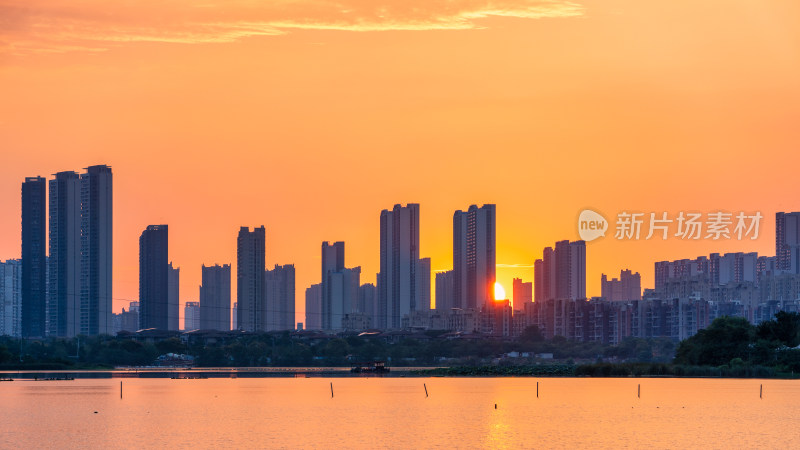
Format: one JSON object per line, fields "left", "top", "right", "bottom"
{"left": 453, "top": 204, "right": 496, "bottom": 310}
{"left": 325, "top": 267, "right": 361, "bottom": 330}
{"left": 184, "top": 301, "right": 200, "bottom": 331}
{"left": 199, "top": 264, "right": 231, "bottom": 331}
{"left": 47, "top": 171, "right": 81, "bottom": 337}
{"left": 232, "top": 302, "right": 238, "bottom": 330}
{"left": 80, "top": 165, "right": 113, "bottom": 335}
{"left": 139, "top": 225, "right": 169, "bottom": 330}
{"left": 600, "top": 269, "right": 641, "bottom": 301}
{"left": 416, "top": 257, "right": 432, "bottom": 310}
{"left": 168, "top": 262, "right": 180, "bottom": 331}
{"left": 321, "top": 241, "right": 345, "bottom": 330}
{"left": 0, "top": 259, "right": 22, "bottom": 337}
{"left": 358, "top": 283, "right": 377, "bottom": 323}
{"left": 237, "top": 226, "right": 265, "bottom": 332}
{"left": 265, "top": 264, "right": 295, "bottom": 331}
{"left": 554, "top": 240, "right": 586, "bottom": 300}
{"left": 378, "top": 204, "right": 424, "bottom": 329}
{"left": 305, "top": 284, "right": 322, "bottom": 330}
{"left": 512, "top": 278, "right": 532, "bottom": 309}
{"left": 776, "top": 212, "right": 800, "bottom": 273}
{"left": 120, "top": 301, "right": 139, "bottom": 332}
{"left": 22, "top": 176, "right": 47, "bottom": 338}
{"left": 435, "top": 270, "right": 455, "bottom": 311}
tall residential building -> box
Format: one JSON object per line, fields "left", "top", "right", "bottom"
{"left": 321, "top": 241, "right": 345, "bottom": 330}
{"left": 47, "top": 171, "right": 81, "bottom": 337}
{"left": 237, "top": 226, "right": 265, "bottom": 332}
{"left": 776, "top": 212, "right": 800, "bottom": 273}
{"left": 139, "top": 225, "right": 169, "bottom": 330}
{"left": 453, "top": 204, "right": 496, "bottom": 310}
{"left": 416, "top": 257, "right": 432, "bottom": 310}
{"left": 265, "top": 264, "right": 295, "bottom": 331}
{"left": 358, "top": 283, "right": 377, "bottom": 323}
{"left": 168, "top": 262, "right": 180, "bottom": 331}
{"left": 600, "top": 269, "right": 641, "bottom": 301}
{"left": 0, "top": 259, "right": 22, "bottom": 337}
{"left": 512, "top": 278, "right": 532, "bottom": 309}
{"left": 326, "top": 267, "right": 361, "bottom": 330}
{"left": 184, "top": 301, "right": 200, "bottom": 330}
{"left": 435, "top": 270, "right": 455, "bottom": 311}
{"left": 22, "top": 176, "right": 47, "bottom": 338}
{"left": 119, "top": 301, "right": 139, "bottom": 332}
{"left": 554, "top": 240, "right": 586, "bottom": 300}
{"left": 232, "top": 302, "right": 238, "bottom": 330}
{"left": 305, "top": 284, "right": 322, "bottom": 330}
{"left": 80, "top": 165, "right": 113, "bottom": 335}
{"left": 199, "top": 264, "right": 231, "bottom": 331}
{"left": 379, "top": 204, "right": 424, "bottom": 329}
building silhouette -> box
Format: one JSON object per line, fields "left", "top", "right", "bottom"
{"left": 237, "top": 226, "right": 265, "bottom": 331}
{"left": 305, "top": 283, "right": 322, "bottom": 330}
{"left": 435, "top": 270, "right": 455, "bottom": 311}
{"left": 184, "top": 301, "right": 200, "bottom": 330}
{"left": 513, "top": 277, "right": 532, "bottom": 309}
{"left": 554, "top": 240, "right": 586, "bottom": 300}
{"left": 417, "top": 257, "right": 432, "bottom": 310}
{"left": 0, "top": 259, "right": 22, "bottom": 337}
{"left": 265, "top": 264, "right": 295, "bottom": 331}
{"left": 321, "top": 241, "right": 345, "bottom": 330}
{"left": 199, "top": 264, "right": 231, "bottom": 331}
{"left": 168, "top": 262, "right": 180, "bottom": 330}
{"left": 21, "top": 176, "right": 47, "bottom": 338}
{"left": 139, "top": 225, "right": 170, "bottom": 330}
{"left": 47, "top": 171, "right": 81, "bottom": 337}
{"left": 776, "top": 212, "right": 800, "bottom": 273}
{"left": 379, "top": 204, "right": 427, "bottom": 329}
{"left": 600, "top": 269, "right": 641, "bottom": 301}
{"left": 80, "top": 165, "right": 113, "bottom": 335}
{"left": 358, "top": 283, "right": 377, "bottom": 324}
{"left": 453, "top": 204, "right": 496, "bottom": 310}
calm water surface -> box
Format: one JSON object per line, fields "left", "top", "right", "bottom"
{"left": 1, "top": 377, "right": 798, "bottom": 448}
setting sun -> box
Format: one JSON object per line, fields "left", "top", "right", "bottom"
{"left": 494, "top": 282, "right": 506, "bottom": 301}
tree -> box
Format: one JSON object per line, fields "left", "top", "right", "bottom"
{"left": 756, "top": 311, "right": 800, "bottom": 348}
{"left": 674, "top": 316, "right": 755, "bottom": 366}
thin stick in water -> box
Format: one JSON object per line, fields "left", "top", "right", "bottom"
{"left": 424, "top": 383, "right": 428, "bottom": 398}
{"left": 638, "top": 384, "right": 640, "bottom": 399}
{"left": 330, "top": 382, "right": 334, "bottom": 398}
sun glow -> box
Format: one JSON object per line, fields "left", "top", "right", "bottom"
{"left": 494, "top": 282, "right": 506, "bottom": 301}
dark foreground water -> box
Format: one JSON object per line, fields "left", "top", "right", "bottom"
{"left": 1, "top": 377, "right": 798, "bottom": 448}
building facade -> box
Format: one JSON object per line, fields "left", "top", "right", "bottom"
{"left": 237, "top": 226, "right": 265, "bottom": 332}
{"left": 139, "top": 225, "right": 169, "bottom": 330}
{"left": 22, "top": 176, "right": 47, "bottom": 338}
{"left": 80, "top": 165, "right": 113, "bottom": 335}
{"left": 199, "top": 264, "right": 231, "bottom": 331}
{"left": 453, "top": 204, "right": 496, "bottom": 310}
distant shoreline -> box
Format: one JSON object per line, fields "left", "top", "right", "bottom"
{"left": 2, "top": 363, "right": 799, "bottom": 380}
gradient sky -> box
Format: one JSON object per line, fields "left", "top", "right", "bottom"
{"left": 1, "top": 0, "right": 799, "bottom": 324}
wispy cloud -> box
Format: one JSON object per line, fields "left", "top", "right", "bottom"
{"left": 496, "top": 263, "right": 536, "bottom": 269}
{"left": 1, "top": 0, "right": 584, "bottom": 55}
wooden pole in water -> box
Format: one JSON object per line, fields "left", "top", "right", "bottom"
{"left": 537, "top": 381, "right": 539, "bottom": 398}
{"left": 120, "top": 381, "right": 122, "bottom": 399}
{"left": 760, "top": 384, "right": 763, "bottom": 399}
{"left": 330, "top": 382, "right": 334, "bottom": 398}
{"left": 424, "top": 383, "right": 428, "bottom": 398}
{"left": 638, "top": 384, "right": 640, "bottom": 399}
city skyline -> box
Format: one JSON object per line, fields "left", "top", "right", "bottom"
{"left": 2, "top": 166, "right": 796, "bottom": 330}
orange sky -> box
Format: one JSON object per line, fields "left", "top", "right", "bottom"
{"left": 1, "top": 0, "right": 799, "bottom": 324}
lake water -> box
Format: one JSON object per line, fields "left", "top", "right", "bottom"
{"left": 1, "top": 377, "right": 798, "bottom": 448}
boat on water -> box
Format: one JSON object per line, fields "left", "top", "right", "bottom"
{"left": 350, "top": 361, "right": 390, "bottom": 374}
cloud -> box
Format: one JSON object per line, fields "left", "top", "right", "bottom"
{"left": 0, "top": 0, "right": 584, "bottom": 55}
